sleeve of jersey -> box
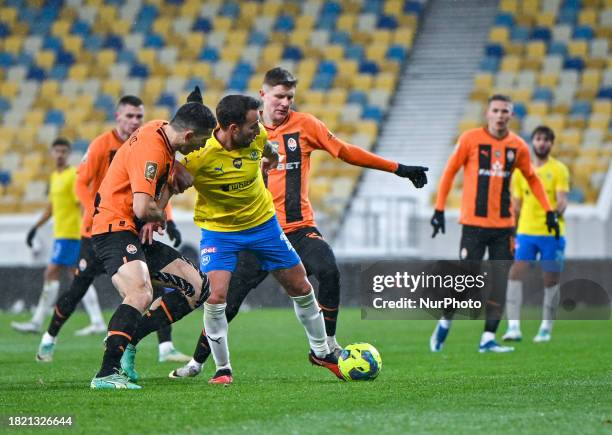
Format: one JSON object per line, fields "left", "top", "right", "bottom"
{"left": 511, "top": 171, "right": 523, "bottom": 200}
{"left": 516, "top": 146, "right": 552, "bottom": 212}
{"left": 556, "top": 164, "right": 570, "bottom": 192}
{"left": 434, "top": 136, "right": 470, "bottom": 210}
{"left": 128, "top": 145, "right": 167, "bottom": 197}
{"left": 337, "top": 142, "right": 398, "bottom": 172}
{"left": 75, "top": 143, "right": 98, "bottom": 206}
{"left": 308, "top": 116, "right": 345, "bottom": 158}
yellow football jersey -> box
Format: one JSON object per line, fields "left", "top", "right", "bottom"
{"left": 512, "top": 157, "right": 569, "bottom": 236}
{"left": 49, "top": 166, "right": 81, "bottom": 239}
{"left": 182, "top": 124, "right": 275, "bottom": 231}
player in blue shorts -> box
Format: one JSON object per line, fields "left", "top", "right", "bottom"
{"left": 12, "top": 138, "right": 83, "bottom": 333}
{"left": 503, "top": 126, "right": 569, "bottom": 343}
{"left": 179, "top": 95, "right": 341, "bottom": 384}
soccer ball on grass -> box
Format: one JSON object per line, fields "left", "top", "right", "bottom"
{"left": 338, "top": 343, "right": 382, "bottom": 381}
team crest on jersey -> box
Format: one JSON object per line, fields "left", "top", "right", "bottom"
{"left": 233, "top": 158, "right": 243, "bottom": 169}
{"left": 249, "top": 150, "right": 259, "bottom": 161}
{"left": 144, "top": 161, "right": 158, "bottom": 181}
{"left": 78, "top": 258, "right": 87, "bottom": 271}
{"left": 126, "top": 244, "right": 137, "bottom": 255}
{"left": 201, "top": 255, "right": 211, "bottom": 266}
{"left": 495, "top": 150, "right": 501, "bottom": 158}
{"left": 287, "top": 137, "right": 298, "bottom": 151}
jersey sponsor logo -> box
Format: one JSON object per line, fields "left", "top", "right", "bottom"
{"left": 233, "top": 158, "right": 243, "bottom": 169}
{"left": 221, "top": 177, "right": 256, "bottom": 192}
{"left": 287, "top": 137, "right": 298, "bottom": 151}
{"left": 507, "top": 149, "right": 515, "bottom": 162}
{"left": 478, "top": 160, "right": 511, "bottom": 178}
{"left": 249, "top": 150, "right": 259, "bottom": 161}
{"left": 126, "top": 244, "right": 137, "bottom": 254}
{"left": 201, "top": 254, "right": 211, "bottom": 266}
{"left": 201, "top": 247, "right": 217, "bottom": 254}
{"left": 214, "top": 162, "right": 224, "bottom": 175}
{"left": 78, "top": 258, "right": 87, "bottom": 271}
{"left": 144, "top": 161, "right": 158, "bottom": 181}
{"left": 276, "top": 161, "right": 301, "bottom": 170}
{"left": 306, "top": 231, "right": 323, "bottom": 240}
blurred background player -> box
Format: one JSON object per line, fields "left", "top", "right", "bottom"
{"left": 89, "top": 103, "right": 215, "bottom": 389}
{"left": 429, "top": 94, "right": 559, "bottom": 353}
{"left": 170, "top": 69, "right": 428, "bottom": 379}
{"left": 11, "top": 138, "right": 86, "bottom": 334}
{"left": 503, "top": 126, "right": 569, "bottom": 343}
{"left": 36, "top": 96, "right": 190, "bottom": 363}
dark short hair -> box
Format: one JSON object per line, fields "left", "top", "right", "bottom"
{"left": 488, "top": 94, "right": 512, "bottom": 104}
{"left": 216, "top": 95, "right": 261, "bottom": 129}
{"left": 117, "top": 95, "right": 143, "bottom": 108}
{"left": 170, "top": 102, "right": 217, "bottom": 136}
{"left": 531, "top": 125, "right": 555, "bottom": 142}
{"left": 263, "top": 67, "right": 298, "bottom": 88}
{"left": 51, "top": 137, "right": 71, "bottom": 149}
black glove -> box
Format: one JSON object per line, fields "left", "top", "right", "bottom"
{"left": 546, "top": 211, "right": 560, "bottom": 240}
{"left": 186, "top": 86, "right": 203, "bottom": 104}
{"left": 26, "top": 227, "right": 37, "bottom": 248}
{"left": 166, "top": 220, "right": 182, "bottom": 247}
{"left": 395, "top": 164, "right": 428, "bottom": 188}
{"left": 430, "top": 210, "right": 445, "bottom": 238}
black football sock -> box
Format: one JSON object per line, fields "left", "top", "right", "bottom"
{"left": 131, "top": 290, "right": 192, "bottom": 346}
{"left": 48, "top": 274, "right": 94, "bottom": 337}
{"left": 192, "top": 330, "right": 212, "bottom": 364}
{"left": 157, "top": 325, "right": 172, "bottom": 344}
{"left": 97, "top": 304, "right": 141, "bottom": 378}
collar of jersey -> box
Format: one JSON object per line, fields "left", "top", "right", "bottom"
{"left": 260, "top": 110, "right": 291, "bottom": 131}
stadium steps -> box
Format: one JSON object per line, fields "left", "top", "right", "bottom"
{"left": 334, "top": 0, "right": 498, "bottom": 254}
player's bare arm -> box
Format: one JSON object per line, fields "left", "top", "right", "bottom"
{"left": 26, "top": 203, "right": 52, "bottom": 248}
{"left": 261, "top": 140, "right": 279, "bottom": 173}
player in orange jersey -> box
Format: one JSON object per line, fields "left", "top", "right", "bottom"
{"left": 169, "top": 68, "right": 428, "bottom": 379}
{"left": 429, "top": 94, "right": 559, "bottom": 353}
{"left": 36, "top": 96, "right": 189, "bottom": 364}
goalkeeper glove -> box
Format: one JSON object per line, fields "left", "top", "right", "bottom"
{"left": 395, "top": 164, "right": 428, "bottom": 188}
{"left": 26, "top": 227, "right": 37, "bottom": 248}
{"left": 166, "top": 220, "right": 182, "bottom": 247}
{"left": 546, "top": 211, "right": 560, "bottom": 240}
{"left": 187, "top": 86, "right": 203, "bottom": 104}
{"left": 430, "top": 210, "right": 445, "bottom": 238}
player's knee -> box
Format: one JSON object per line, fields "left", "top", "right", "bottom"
{"left": 207, "top": 289, "right": 226, "bottom": 305}
{"left": 131, "top": 288, "right": 153, "bottom": 310}
{"left": 317, "top": 262, "right": 340, "bottom": 286}
{"left": 287, "top": 277, "right": 313, "bottom": 297}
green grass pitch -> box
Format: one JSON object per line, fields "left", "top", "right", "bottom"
{"left": 1, "top": 309, "right": 611, "bottom": 434}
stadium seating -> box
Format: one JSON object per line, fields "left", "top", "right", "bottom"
{"left": 0, "top": 0, "right": 426, "bottom": 218}
{"left": 456, "top": 0, "right": 612, "bottom": 204}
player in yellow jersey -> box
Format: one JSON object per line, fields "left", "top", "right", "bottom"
{"left": 12, "top": 138, "right": 82, "bottom": 333}
{"left": 502, "top": 126, "right": 569, "bottom": 343}
{"left": 181, "top": 95, "right": 341, "bottom": 384}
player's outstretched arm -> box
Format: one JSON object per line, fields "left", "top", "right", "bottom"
{"left": 261, "top": 141, "right": 279, "bottom": 174}
{"left": 26, "top": 203, "right": 52, "bottom": 247}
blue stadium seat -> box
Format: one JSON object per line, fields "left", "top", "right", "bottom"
{"left": 0, "top": 170, "right": 11, "bottom": 187}
{"left": 48, "top": 64, "right": 68, "bottom": 80}
{"left": 0, "top": 96, "right": 10, "bottom": 113}
{"left": 347, "top": 90, "right": 368, "bottom": 107}
{"left": 0, "top": 23, "right": 10, "bottom": 38}
{"left": 558, "top": 7, "right": 577, "bottom": 25}
{"left": 485, "top": 43, "right": 504, "bottom": 58}
{"left": 45, "top": 109, "right": 65, "bottom": 126}
{"left": 16, "top": 52, "right": 34, "bottom": 67}
{"left": 192, "top": 17, "right": 212, "bottom": 32}
{"left": 129, "top": 63, "right": 149, "bottom": 78}
{"left": 548, "top": 41, "right": 567, "bottom": 56}
{"left": 494, "top": 13, "right": 514, "bottom": 27}
{"left": 318, "top": 60, "right": 338, "bottom": 75}
{"left": 84, "top": 34, "right": 103, "bottom": 51}
{"left": 275, "top": 14, "right": 295, "bottom": 32}
{"left": 531, "top": 26, "right": 551, "bottom": 41}
{"left": 199, "top": 47, "right": 219, "bottom": 62}
{"left": 573, "top": 25, "right": 594, "bottom": 40}
{"left": 377, "top": 14, "right": 398, "bottom": 29}
{"left": 157, "top": 93, "right": 176, "bottom": 109}
{"left": 479, "top": 56, "right": 499, "bottom": 73}
{"left": 511, "top": 26, "right": 530, "bottom": 42}
{"left": 404, "top": 1, "right": 423, "bottom": 14}
{"left": 282, "top": 45, "right": 303, "bottom": 61}
{"left": 139, "top": 4, "right": 159, "bottom": 21}
{"left": 386, "top": 45, "right": 407, "bottom": 62}
{"left": 359, "top": 60, "right": 380, "bottom": 75}
{"left": 166, "top": 0, "right": 184, "bottom": 5}
{"left": 345, "top": 44, "right": 364, "bottom": 61}
{"left": 71, "top": 20, "right": 90, "bottom": 37}
{"left": 117, "top": 49, "right": 136, "bottom": 64}
{"left": 27, "top": 65, "right": 46, "bottom": 81}
{"left": 145, "top": 33, "right": 165, "bottom": 48}
{"left": 248, "top": 30, "right": 268, "bottom": 46}
{"left": 311, "top": 72, "right": 335, "bottom": 91}
{"left": 73, "top": 139, "right": 89, "bottom": 152}
{"left": 322, "top": 1, "right": 342, "bottom": 15}
{"left": 317, "top": 13, "right": 338, "bottom": 30}
{"left": 563, "top": 57, "right": 585, "bottom": 71}
{"left": 95, "top": 94, "right": 116, "bottom": 112}
{"left": 570, "top": 100, "right": 591, "bottom": 117}
{"left": 42, "top": 36, "right": 63, "bottom": 51}
{"left": 184, "top": 78, "right": 206, "bottom": 92}
{"left": 219, "top": 2, "right": 240, "bottom": 19}
{"left": 0, "top": 52, "right": 13, "bottom": 68}
{"left": 597, "top": 87, "right": 612, "bottom": 99}
{"left": 513, "top": 102, "right": 527, "bottom": 119}
{"left": 567, "top": 188, "right": 585, "bottom": 203}
{"left": 532, "top": 87, "right": 553, "bottom": 102}
{"left": 228, "top": 74, "right": 249, "bottom": 91}
{"left": 330, "top": 31, "right": 351, "bottom": 46}
{"left": 234, "top": 62, "right": 254, "bottom": 75}
{"left": 362, "top": 105, "right": 384, "bottom": 122}
{"left": 56, "top": 50, "right": 75, "bottom": 66}
{"left": 104, "top": 34, "right": 123, "bottom": 51}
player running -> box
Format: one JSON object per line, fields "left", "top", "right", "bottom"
{"left": 502, "top": 126, "right": 569, "bottom": 343}
{"left": 12, "top": 138, "right": 94, "bottom": 334}
{"left": 89, "top": 102, "right": 216, "bottom": 389}
{"left": 429, "top": 94, "right": 560, "bottom": 353}
{"left": 35, "top": 96, "right": 189, "bottom": 364}
{"left": 170, "top": 68, "right": 428, "bottom": 379}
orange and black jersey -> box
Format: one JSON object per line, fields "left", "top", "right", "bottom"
{"left": 92, "top": 121, "right": 174, "bottom": 236}
{"left": 435, "top": 127, "right": 551, "bottom": 228}
{"left": 264, "top": 110, "right": 398, "bottom": 233}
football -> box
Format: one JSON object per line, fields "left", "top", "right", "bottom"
{"left": 338, "top": 343, "right": 382, "bottom": 381}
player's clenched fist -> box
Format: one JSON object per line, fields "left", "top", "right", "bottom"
{"left": 395, "top": 164, "right": 428, "bottom": 188}
{"left": 170, "top": 161, "right": 193, "bottom": 194}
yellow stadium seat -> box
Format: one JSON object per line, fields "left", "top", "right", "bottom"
{"left": 489, "top": 26, "right": 510, "bottom": 44}
{"left": 364, "top": 44, "right": 387, "bottom": 63}
{"left": 459, "top": 118, "right": 481, "bottom": 132}
{"left": 588, "top": 114, "right": 610, "bottom": 130}
{"left": 526, "top": 41, "right": 547, "bottom": 58}
{"left": 592, "top": 100, "right": 612, "bottom": 116}
{"left": 3, "top": 35, "right": 22, "bottom": 54}
{"left": 581, "top": 69, "right": 601, "bottom": 87}
{"left": 171, "top": 61, "right": 191, "bottom": 78}
{"left": 384, "top": 0, "right": 403, "bottom": 16}
{"left": 261, "top": 1, "right": 281, "bottom": 16}
{"left": 566, "top": 117, "right": 587, "bottom": 129}
{"left": 504, "top": 42, "right": 524, "bottom": 56}
{"left": 39, "top": 80, "right": 60, "bottom": 101}
{"left": 63, "top": 35, "right": 83, "bottom": 56}
{"left": 0, "top": 7, "right": 18, "bottom": 22}
{"left": 64, "top": 108, "right": 89, "bottom": 125}
{"left": 297, "top": 59, "right": 318, "bottom": 76}
{"left": 24, "top": 110, "right": 45, "bottom": 126}
{"left": 97, "top": 49, "right": 117, "bottom": 66}
{"left": 473, "top": 73, "right": 493, "bottom": 90}
{"left": 323, "top": 44, "right": 345, "bottom": 61}
{"left": 521, "top": 57, "right": 542, "bottom": 71}
{"left": 520, "top": 0, "right": 539, "bottom": 15}
{"left": 500, "top": 56, "right": 521, "bottom": 72}
{"left": 191, "top": 62, "right": 212, "bottom": 79}
{"left": 544, "top": 114, "right": 566, "bottom": 132}
{"left": 568, "top": 40, "right": 588, "bottom": 58}
{"left": 499, "top": 0, "right": 518, "bottom": 13}
{"left": 295, "top": 15, "right": 314, "bottom": 30}
{"left": 153, "top": 17, "right": 172, "bottom": 35}
{"left": 303, "top": 91, "right": 325, "bottom": 106}
{"left": 288, "top": 30, "right": 310, "bottom": 47}
{"left": 512, "top": 87, "right": 533, "bottom": 103}
{"left": 214, "top": 16, "right": 232, "bottom": 32}
{"left": 355, "top": 120, "right": 379, "bottom": 139}
{"left": 371, "top": 30, "right": 392, "bottom": 46}
{"left": 374, "top": 73, "right": 397, "bottom": 92}
{"left": 68, "top": 64, "right": 89, "bottom": 80}
{"left": 535, "top": 12, "right": 556, "bottom": 27}
{"left": 578, "top": 8, "right": 598, "bottom": 26}
{"left": 527, "top": 101, "right": 549, "bottom": 117}
{"left": 336, "top": 14, "right": 356, "bottom": 33}
{"left": 336, "top": 59, "right": 359, "bottom": 77}
{"left": 220, "top": 46, "right": 242, "bottom": 63}
{"left": 393, "top": 28, "right": 415, "bottom": 48}
{"left": 138, "top": 48, "right": 157, "bottom": 67}
{"left": 575, "top": 86, "right": 598, "bottom": 100}
{"left": 514, "top": 14, "right": 534, "bottom": 27}
{"left": 102, "top": 80, "right": 121, "bottom": 96}
{"left": 35, "top": 50, "right": 56, "bottom": 69}
{"left": 326, "top": 88, "right": 347, "bottom": 106}
{"left": 560, "top": 129, "right": 582, "bottom": 148}
{"left": 538, "top": 72, "right": 558, "bottom": 87}
{"left": 261, "top": 43, "right": 283, "bottom": 64}
{"left": 149, "top": 106, "right": 171, "bottom": 121}
{"left": 51, "top": 20, "right": 71, "bottom": 37}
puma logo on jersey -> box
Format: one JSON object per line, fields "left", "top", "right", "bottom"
{"left": 214, "top": 162, "right": 224, "bottom": 175}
